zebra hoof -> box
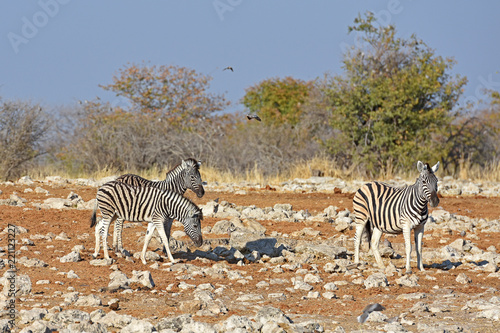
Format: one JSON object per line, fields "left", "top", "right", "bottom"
{"left": 121, "top": 249, "right": 131, "bottom": 257}
{"left": 405, "top": 269, "right": 413, "bottom": 275}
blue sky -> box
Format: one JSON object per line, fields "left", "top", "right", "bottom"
{"left": 1, "top": 1, "right": 499, "bottom": 114}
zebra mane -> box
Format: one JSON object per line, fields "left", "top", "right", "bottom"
{"left": 184, "top": 158, "right": 200, "bottom": 169}
{"left": 165, "top": 158, "right": 200, "bottom": 179}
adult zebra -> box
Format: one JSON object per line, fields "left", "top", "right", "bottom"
{"left": 353, "top": 161, "right": 440, "bottom": 274}
{"left": 91, "top": 180, "right": 203, "bottom": 264}
{"left": 109, "top": 158, "right": 205, "bottom": 255}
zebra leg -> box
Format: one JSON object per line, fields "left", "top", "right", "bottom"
{"left": 403, "top": 224, "right": 413, "bottom": 274}
{"left": 113, "top": 218, "right": 125, "bottom": 253}
{"left": 102, "top": 215, "right": 117, "bottom": 261}
{"left": 155, "top": 219, "right": 176, "bottom": 264}
{"left": 92, "top": 218, "right": 104, "bottom": 258}
{"left": 353, "top": 222, "right": 366, "bottom": 264}
{"left": 370, "top": 227, "right": 385, "bottom": 270}
{"left": 162, "top": 218, "right": 173, "bottom": 257}
{"left": 141, "top": 220, "right": 175, "bottom": 264}
{"left": 414, "top": 223, "right": 425, "bottom": 271}
{"left": 141, "top": 223, "right": 156, "bottom": 265}
{"left": 112, "top": 218, "right": 119, "bottom": 252}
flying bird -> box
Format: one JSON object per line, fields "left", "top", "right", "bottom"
{"left": 223, "top": 66, "right": 234, "bottom": 72}
{"left": 357, "top": 303, "right": 386, "bottom": 324}
{"left": 246, "top": 114, "right": 262, "bottom": 121}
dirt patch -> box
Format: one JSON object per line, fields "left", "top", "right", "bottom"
{"left": 1, "top": 182, "right": 500, "bottom": 332}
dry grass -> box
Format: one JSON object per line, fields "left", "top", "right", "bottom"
{"left": 458, "top": 159, "right": 500, "bottom": 181}
{"left": 21, "top": 157, "right": 500, "bottom": 184}
{"left": 203, "top": 157, "right": 373, "bottom": 185}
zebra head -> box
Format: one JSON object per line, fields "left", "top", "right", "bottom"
{"left": 417, "top": 161, "right": 440, "bottom": 207}
{"left": 182, "top": 209, "right": 203, "bottom": 247}
{"left": 181, "top": 158, "right": 205, "bottom": 198}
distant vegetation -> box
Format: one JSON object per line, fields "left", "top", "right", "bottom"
{"left": 1, "top": 12, "right": 500, "bottom": 182}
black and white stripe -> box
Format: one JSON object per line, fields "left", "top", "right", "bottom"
{"left": 353, "top": 161, "right": 439, "bottom": 273}
{"left": 116, "top": 158, "right": 205, "bottom": 197}
{"left": 110, "top": 158, "right": 205, "bottom": 254}
{"left": 91, "top": 180, "right": 203, "bottom": 264}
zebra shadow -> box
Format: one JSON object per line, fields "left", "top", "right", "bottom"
{"left": 426, "top": 259, "right": 496, "bottom": 271}
{"left": 147, "top": 236, "right": 288, "bottom": 264}
{"left": 425, "top": 259, "right": 463, "bottom": 270}
{"left": 184, "top": 237, "right": 287, "bottom": 264}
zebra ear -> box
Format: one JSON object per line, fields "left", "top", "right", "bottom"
{"left": 181, "top": 159, "right": 187, "bottom": 168}
{"left": 417, "top": 161, "right": 425, "bottom": 172}
{"left": 197, "top": 161, "right": 202, "bottom": 168}
{"left": 431, "top": 161, "right": 440, "bottom": 173}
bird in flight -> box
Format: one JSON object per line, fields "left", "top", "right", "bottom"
{"left": 357, "top": 303, "right": 385, "bottom": 324}
{"left": 223, "top": 66, "right": 234, "bottom": 72}
{"left": 246, "top": 114, "right": 262, "bottom": 121}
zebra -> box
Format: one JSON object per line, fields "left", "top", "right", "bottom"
{"left": 91, "top": 180, "right": 203, "bottom": 264}
{"left": 98, "top": 158, "right": 205, "bottom": 256}
{"left": 353, "top": 161, "right": 440, "bottom": 274}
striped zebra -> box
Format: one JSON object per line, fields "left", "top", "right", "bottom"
{"left": 90, "top": 180, "right": 203, "bottom": 264}
{"left": 353, "top": 161, "right": 439, "bottom": 273}
{"left": 108, "top": 158, "right": 205, "bottom": 255}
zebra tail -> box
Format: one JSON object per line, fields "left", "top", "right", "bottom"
{"left": 90, "top": 200, "right": 98, "bottom": 228}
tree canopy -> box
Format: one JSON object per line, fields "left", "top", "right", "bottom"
{"left": 322, "top": 12, "right": 467, "bottom": 173}
{"left": 242, "top": 77, "right": 312, "bottom": 126}
{"left": 101, "top": 63, "right": 229, "bottom": 128}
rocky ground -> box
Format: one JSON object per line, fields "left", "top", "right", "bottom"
{"left": 0, "top": 175, "right": 499, "bottom": 333}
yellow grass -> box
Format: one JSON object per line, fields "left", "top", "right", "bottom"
{"left": 21, "top": 157, "right": 500, "bottom": 183}
{"left": 457, "top": 159, "right": 500, "bottom": 181}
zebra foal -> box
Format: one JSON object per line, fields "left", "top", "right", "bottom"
{"left": 353, "top": 161, "right": 440, "bottom": 274}
{"left": 109, "top": 158, "right": 205, "bottom": 255}
{"left": 91, "top": 180, "right": 203, "bottom": 264}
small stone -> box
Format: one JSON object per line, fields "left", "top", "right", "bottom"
{"left": 323, "top": 282, "right": 338, "bottom": 291}
{"left": 306, "top": 291, "right": 321, "bottom": 299}
{"left": 456, "top": 273, "right": 472, "bottom": 284}
{"left": 109, "top": 301, "right": 119, "bottom": 311}
{"left": 268, "top": 293, "right": 286, "bottom": 301}
{"left": 36, "top": 280, "right": 50, "bottom": 285}
{"left": 364, "top": 273, "right": 388, "bottom": 289}
{"left": 59, "top": 251, "right": 81, "bottom": 263}
{"left": 90, "top": 258, "right": 114, "bottom": 266}
{"left": 66, "top": 270, "right": 80, "bottom": 279}
{"left": 322, "top": 292, "right": 337, "bottom": 299}
{"left": 396, "top": 274, "right": 419, "bottom": 287}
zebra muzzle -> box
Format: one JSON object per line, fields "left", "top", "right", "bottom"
{"left": 429, "top": 193, "right": 440, "bottom": 207}
{"left": 192, "top": 235, "right": 203, "bottom": 247}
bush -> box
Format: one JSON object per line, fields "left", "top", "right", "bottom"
{"left": 0, "top": 99, "right": 51, "bottom": 180}
{"left": 322, "top": 13, "right": 466, "bottom": 175}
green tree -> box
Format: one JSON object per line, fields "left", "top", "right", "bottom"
{"left": 323, "top": 12, "right": 467, "bottom": 174}
{"left": 242, "top": 77, "right": 312, "bottom": 126}
{"left": 101, "top": 63, "right": 229, "bottom": 128}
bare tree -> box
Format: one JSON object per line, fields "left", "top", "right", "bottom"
{"left": 0, "top": 99, "right": 51, "bottom": 180}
